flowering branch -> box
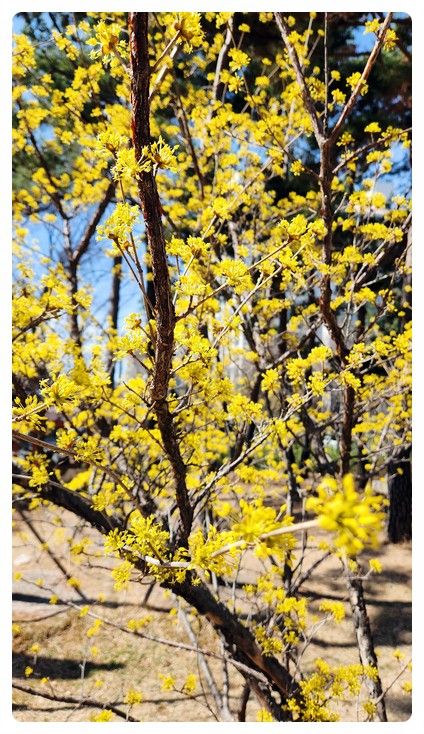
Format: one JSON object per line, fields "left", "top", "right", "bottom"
{"left": 330, "top": 13, "right": 393, "bottom": 143}
{"left": 128, "top": 12, "right": 193, "bottom": 544}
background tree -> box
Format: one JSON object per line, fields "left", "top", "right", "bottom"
{"left": 12, "top": 11, "right": 411, "bottom": 722}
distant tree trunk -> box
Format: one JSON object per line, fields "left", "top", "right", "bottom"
{"left": 387, "top": 448, "right": 412, "bottom": 543}
{"left": 108, "top": 253, "right": 122, "bottom": 390}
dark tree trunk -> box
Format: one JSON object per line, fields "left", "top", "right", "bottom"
{"left": 387, "top": 448, "right": 412, "bottom": 543}
{"left": 108, "top": 253, "right": 122, "bottom": 390}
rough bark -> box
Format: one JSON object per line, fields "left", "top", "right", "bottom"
{"left": 344, "top": 566, "right": 387, "bottom": 721}
{"left": 128, "top": 12, "right": 192, "bottom": 544}
{"left": 168, "top": 576, "right": 298, "bottom": 720}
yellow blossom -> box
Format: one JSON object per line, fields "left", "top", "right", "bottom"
{"left": 90, "top": 710, "right": 114, "bottom": 722}
{"left": 306, "top": 475, "right": 386, "bottom": 556}
{"left": 159, "top": 674, "right": 176, "bottom": 691}
{"left": 182, "top": 673, "right": 197, "bottom": 694}
{"left": 228, "top": 48, "right": 250, "bottom": 72}
{"left": 291, "top": 160, "right": 305, "bottom": 176}
{"left": 369, "top": 558, "right": 383, "bottom": 573}
{"left": 125, "top": 688, "right": 143, "bottom": 705}
{"left": 319, "top": 600, "right": 346, "bottom": 623}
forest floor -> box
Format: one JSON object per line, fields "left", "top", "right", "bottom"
{"left": 12, "top": 504, "right": 412, "bottom": 722}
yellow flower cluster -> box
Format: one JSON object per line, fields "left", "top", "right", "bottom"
{"left": 125, "top": 688, "right": 143, "bottom": 705}
{"left": 174, "top": 13, "right": 204, "bottom": 52}
{"left": 306, "top": 475, "right": 387, "bottom": 556}
{"left": 90, "top": 709, "right": 114, "bottom": 722}
{"left": 286, "top": 659, "right": 379, "bottom": 721}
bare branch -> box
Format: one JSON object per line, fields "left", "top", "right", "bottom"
{"left": 12, "top": 431, "right": 131, "bottom": 500}
{"left": 211, "top": 16, "right": 234, "bottom": 102}
{"left": 177, "top": 599, "right": 234, "bottom": 720}
{"left": 72, "top": 180, "right": 115, "bottom": 266}
{"left": 12, "top": 682, "right": 139, "bottom": 722}
{"left": 18, "top": 507, "right": 88, "bottom": 600}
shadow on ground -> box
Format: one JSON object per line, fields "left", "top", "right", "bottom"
{"left": 12, "top": 652, "right": 124, "bottom": 680}
{"left": 372, "top": 601, "right": 412, "bottom": 648}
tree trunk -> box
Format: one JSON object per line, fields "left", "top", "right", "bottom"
{"left": 387, "top": 448, "right": 412, "bottom": 543}
{"left": 344, "top": 566, "right": 387, "bottom": 721}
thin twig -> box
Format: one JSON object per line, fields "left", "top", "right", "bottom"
{"left": 12, "top": 682, "right": 138, "bottom": 722}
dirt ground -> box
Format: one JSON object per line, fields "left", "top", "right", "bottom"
{"left": 12, "top": 506, "right": 412, "bottom": 722}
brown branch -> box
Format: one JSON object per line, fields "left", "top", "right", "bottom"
{"left": 323, "top": 13, "right": 329, "bottom": 138}
{"left": 72, "top": 180, "right": 116, "bottom": 266}
{"left": 237, "top": 682, "right": 250, "bottom": 721}
{"left": 318, "top": 140, "right": 347, "bottom": 362}
{"left": 13, "top": 429, "right": 80, "bottom": 458}
{"left": 318, "top": 138, "right": 354, "bottom": 476}
{"left": 211, "top": 15, "right": 234, "bottom": 102}
{"left": 318, "top": 16, "right": 400, "bottom": 475}
{"left": 60, "top": 218, "right": 83, "bottom": 350}
{"left": 29, "top": 588, "right": 274, "bottom": 689}
{"left": 177, "top": 601, "right": 234, "bottom": 720}
{"left": 107, "top": 253, "right": 123, "bottom": 388}
{"left": 274, "top": 13, "right": 323, "bottom": 144}
{"left": 14, "top": 463, "right": 300, "bottom": 721}
{"left": 332, "top": 127, "right": 412, "bottom": 175}
{"left": 12, "top": 682, "right": 138, "bottom": 722}
{"left": 68, "top": 261, "right": 83, "bottom": 350}
{"left": 340, "top": 384, "right": 355, "bottom": 475}
{"left": 12, "top": 430, "right": 129, "bottom": 499}
{"left": 109, "top": 255, "right": 123, "bottom": 330}
{"left": 330, "top": 13, "right": 393, "bottom": 143}
{"left": 18, "top": 104, "right": 68, "bottom": 220}
{"left": 20, "top": 476, "right": 300, "bottom": 721}
{"left": 375, "top": 657, "right": 412, "bottom": 704}
{"left": 12, "top": 470, "right": 117, "bottom": 534}
{"left": 171, "top": 577, "right": 298, "bottom": 721}
{"left": 12, "top": 309, "right": 62, "bottom": 342}
{"left": 293, "top": 551, "right": 332, "bottom": 591}
{"left": 128, "top": 12, "right": 192, "bottom": 544}
{"left": 18, "top": 507, "right": 88, "bottom": 601}
{"left": 149, "top": 41, "right": 179, "bottom": 102}
{"left": 17, "top": 496, "right": 300, "bottom": 721}
{"left": 275, "top": 11, "right": 377, "bottom": 475}
{"left": 172, "top": 89, "right": 205, "bottom": 199}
